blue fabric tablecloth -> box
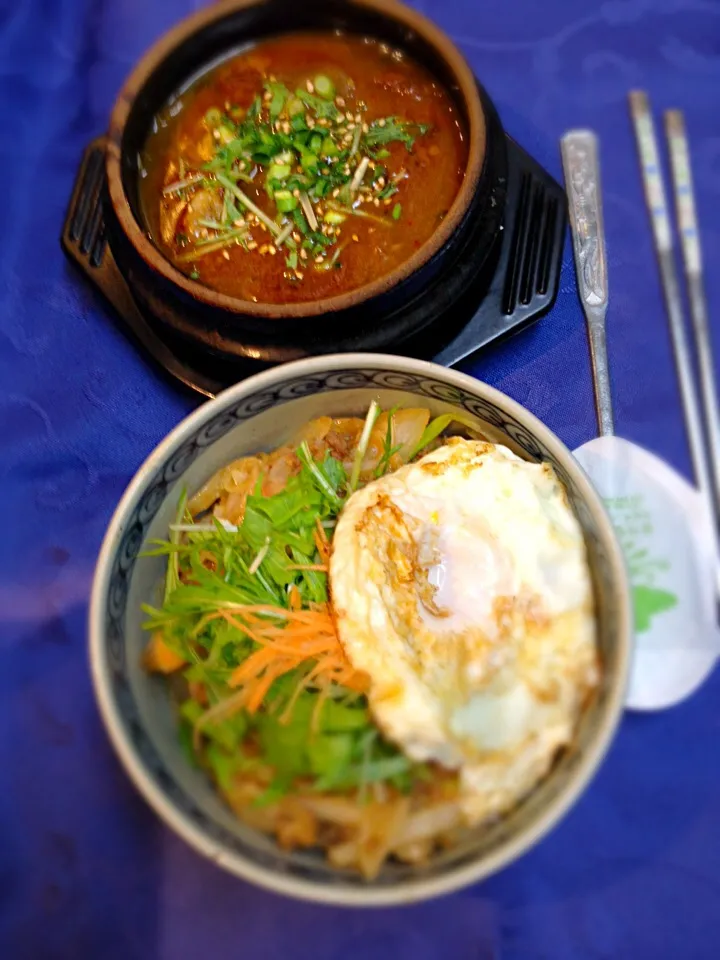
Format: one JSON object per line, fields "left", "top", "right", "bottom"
{"left": 2, "top": 1, "right": 719, "bottom": 957}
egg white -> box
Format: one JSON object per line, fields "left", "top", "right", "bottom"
{"left": 329, "top": 438, "right": 599, "bottom": 824}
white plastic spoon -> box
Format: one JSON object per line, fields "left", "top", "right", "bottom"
{"left": 561, "top": 128, "right": 719, "bottom": 710}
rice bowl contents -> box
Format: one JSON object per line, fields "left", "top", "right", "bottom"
{"left": 142, "top": 406, "right": 599, "bottom": 878}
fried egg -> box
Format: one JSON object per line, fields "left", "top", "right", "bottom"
{"left": 329, "top": 438, "right": 599, "bottom": 824}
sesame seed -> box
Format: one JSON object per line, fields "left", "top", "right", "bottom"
{"left": 282, "top": 121, "right": 290, "bottom": 134}
{"left": 345, "top": 111, "right": 353, "bottom": 121}
{"left": 268, "top": 244, "right": 277, "bottom": 255}
{"left": 233, "top": 218, "right": 245, "bottom": 227}
{"left": 239, "top": 161, "right": 246, "bottom": 170}
{"left": 292, "top": 231, "right": 302, "bottom": 243}
{"left": 314, "top": 255, "right": 324, "bottom": 263}
{"left": 247, "top": 241, "right": 258, "bottom": 250}
{"left": 295, "top": 270, "right": 304, "bottom": 279}
{"left": 373, "top": 198, "right": 380, "bottom": 207}
{"left": 327, "top": 226, "right": 335, "bottom": 235}
{"left": 332, "top": 188, "right": 340, "bottom": 198}
{"left": 269, "top": 74, "right": 276, "bottom": 82}
{"left": 384, "top": 198, "right": 393, "bottom": 206}
{"left": 292, "top": 188, "right": 301, "bottom": 198}
{"left": 362, "top": 123, "right": 369, "bottom": 133}
{"left": 368, "top": 161, "right": 376, "bottom": 169}
{"left": 300, "top": 248, "right": 308, "bottom": 260}
{"left": 222, "top": 250, "right": 230, "bottom": 260}
{"left": 335, "top": 96, "right": 346, "bottom": 107}
{"left": 307, "top": 117, "right": 316, "bottom": 128}
{"left": 259, "top": 223, "right": 268, "bottom": 232}
{"left": 263, "top": 91, "right": 272, "bottom": 102}
{"left": 318, "top": 117, "right": 328, "bottom": 127}
{"left": 259, "top": 244, "right": 268, "bottom": 255}
{"left": 352, "top": 234, "right": 359, "bottom": 242}
{"left": 224, "top": 100, "right": 231, "bottom": 111}
{"left": 377, "top": 177, "right": 386, "bottom": 187}
{"left": 355, "top": 113, "right": 361, "bottom": 123}
{"left": 321, "top": 167, "right": 330, "bottom": 175}
{"left": 306, "top": 80, "right": 314, "bottom": 93}
{"left": 336, "top": 117, "right": 345, "bottom": 126}
{"left": 347, "top": 122, "right": 355, "bottom": 131}
{"left": 378, "top": 118, "right": 386, "bottom": 127}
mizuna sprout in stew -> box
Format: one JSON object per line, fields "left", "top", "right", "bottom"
{"left": 139, "top": 34, "right": 468, "bottom": 303}
{"left": 142, "top": 407, "right": 599, "bottom": 879}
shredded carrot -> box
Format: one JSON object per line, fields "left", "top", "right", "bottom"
{"left": 314, "top": 518, "right": 331, "bottom": 563}
{"left": 245, "top": 661, "right": 291, "bottom": 713}
{"left": 221, "top": 601, "right": 369, "bottom": 708}
{"left": 315, "top": 516, "right": 330, "bottom": 546}
{"left": 289, "top": 585, "right": 302, "bottom": 611}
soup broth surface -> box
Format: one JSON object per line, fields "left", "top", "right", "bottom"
{"left": 140, "top": 33, "right": 468, "bottom": 304}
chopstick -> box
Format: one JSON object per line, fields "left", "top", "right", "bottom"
{"left": 629, "top": 90, "right": 720, "bottom": 591}
{"left": 664, "top": 109, "right": 720, "bottom": 517}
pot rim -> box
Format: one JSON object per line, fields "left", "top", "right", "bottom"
{"left": 105, "top": 0, "right": 486, "bottom": 320}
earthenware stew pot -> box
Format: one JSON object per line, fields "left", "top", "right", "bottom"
{"left": 104, "top": 0, "right": 508, "bottom": 363}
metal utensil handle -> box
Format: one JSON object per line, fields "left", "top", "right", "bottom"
{"left": 561, "top": 130, "right": 614, "bottom": 436}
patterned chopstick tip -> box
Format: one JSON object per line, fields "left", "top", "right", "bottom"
{"left": 628, "top": 90, "right": 672, "bottom": 251}
{"left": 665, "top": 109, "right": 701, "bottom": 274}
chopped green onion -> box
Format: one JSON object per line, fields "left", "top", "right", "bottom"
{"left": 314, "top": 74, "right": 335, "bottom": 100}
{"left": 287, "top": 96, "right": 305, "bottom": 117}
{"left": 286, "top": 250, "right": 298, "bottom": 270}
{"left": 274, "top": 189, "right": 298, "bottom": 213}
{"left": 392, "top": 203, "right": 402, "bottom": 220}
{"left": 300, "top": 150, "right": 319, "bottom": 174}
{"left": 323, "top": 210, "right": 346, "bottom": 225}
{"left": 265, "top": 81, "right": 290, "bottom": 118}
{"left": 266, "top": 163, "right": 292, "bottom": 182}
{"left": 205, "top": 107, "right": 222, "bottom": 127}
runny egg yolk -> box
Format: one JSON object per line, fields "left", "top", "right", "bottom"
{"left": 329, "top": 438, "right": 599, "bottom": 825}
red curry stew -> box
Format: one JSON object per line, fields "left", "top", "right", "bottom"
{"left": 139, "top": 34, "right": 467, "bottom": 304}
